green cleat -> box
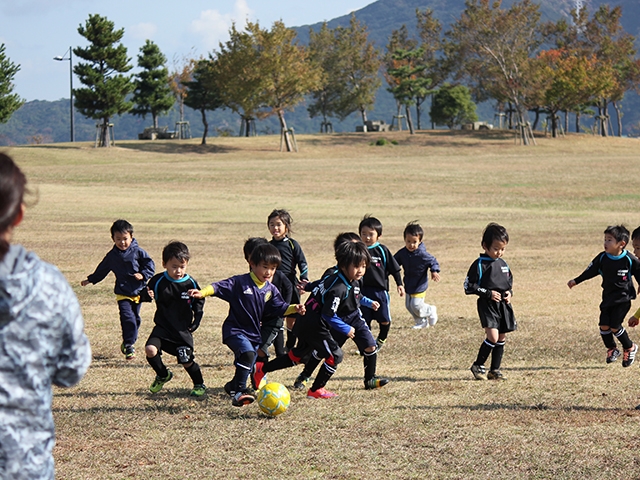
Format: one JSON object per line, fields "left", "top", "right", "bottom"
{"left": 190, "top": 384, "right": 206, "bottom": 397}
{"left": 364, "top": 376, "right": 389, "bottom": 390}
{"left": 149, "top": 370, "right": 173, "bottom": 393}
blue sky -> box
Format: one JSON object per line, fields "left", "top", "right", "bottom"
{"left": 0, "top": 0, "right": 373, "bottom": 101}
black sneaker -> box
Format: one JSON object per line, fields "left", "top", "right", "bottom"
{"left": 231, "top": 389, "right": 256, "bottom": 407}
{"left": 470, "top": 364, "right": 487, "bottom": 380}
{"left": 364, "top": 376, "right": 389, "bottom": 390}
{"left": 607, "top": 348, "right": 621, "bottom": 363}
{"left": 487, "top": 370, "right": 507, "bottom": 380}
{"left": 223, "top": 381, "right": 236, "bottom": 397}
{"left": 292, "top": 374, "right": 310, "bottom": 390}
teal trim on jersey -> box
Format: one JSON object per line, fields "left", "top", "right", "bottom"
{"left": 598, "top": 251, "right": 631, "bottom": 276}
{"left": 155, "top": 272, "right": 195, "bottom": 300}
{"left": 368, "top": 242, "right": 387, "bottom": 270}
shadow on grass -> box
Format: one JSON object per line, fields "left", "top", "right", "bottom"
{"left": 117, "top": 142, "right": 239, "bottom": 155}
{"left": 393, "top": 403, "right": 636, "bottom": 413}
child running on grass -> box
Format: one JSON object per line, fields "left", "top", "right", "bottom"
{"left": 358, "top": 215, "right": 404, "bottom": 348}
{"left": 81, "top": 219, "right": 155, "bottom": 360}
{"left": 253, "top": 240, "right": 379, "bottom": 398}
{"left": 394, "top": 222, "right": 440, "bottom": 329}
{"left": 268, "top": 209, "right": 309, "bottom": 352}
{"left": 569, "top": 225, "right": 640, "bottom": 367}
{"left": 465, "top": 223, "right": 515, "bottom": 380}
{"left": 189, "top": 243, "right": 304, "bottom": 407}
{"left": 141, "top": 241, "right": 206, "bottom": 397}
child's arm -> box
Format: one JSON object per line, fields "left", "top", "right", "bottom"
{"left": 81, "top": 253, "right": 113, "bottom": 286}
{"left": 629, "top": 308, "right": 640, "bottom": 327}
{"left": 137, "top": 249, "right": 155, "bottom": 282}
{"left": 360, "top": 295, "right": 380, "bottom": 311}
{"left": 431, "top": 271, "right": 441, "bottom": 282}
{"left": 569, "top": 255, "right": 601, "bottom": 288}
{"left": 294, "top": 241, "right": 309, "bottom": 281}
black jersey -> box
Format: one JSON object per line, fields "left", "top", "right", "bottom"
{"left": 362, "top": 242, "right": 402, "bottom": 290}
{"left": 270, "top": 236, "right": 308, "bottom": 283}
{"left": 574, "top": 250, "right": 640, "bottom": 307}
{"left": 464, "top": 254, "right": 513, "bottom": 299}
{"left": 143, "top": 272, "right": 205, "bottom": 347}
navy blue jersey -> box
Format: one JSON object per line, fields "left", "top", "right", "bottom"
{"left": 362, "top": 242, "right": 402, "bottom": 290}
{"left": 573, "top": 250, "right": 640, "bottom": 308}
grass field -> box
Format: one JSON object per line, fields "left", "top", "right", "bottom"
{"left": 6, "top": 129, "right": 640, "bottom": 479}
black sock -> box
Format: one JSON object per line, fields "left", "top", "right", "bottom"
{"left": 286, "top": 329, "right": 297, "bottom": 351}
{"left": 232, "top": 351, "right": 255, "bottom": 392}
{"left": 614, "top": 327, "right": 634, "bottom": 350}
{"left": 363, "top": 350, "right": 377, "bottom": 382}
{"left": 274, "top": 329, "right": 286, "bottom": 357}
{"left": 474, "top": 339, "right": 495, "bottom": 366}
{"left": 184, "top": 362, "right": 204, "bottom": 385}
{"left": 601, "top": 329, "right": 617, "bottom": 349}
{"left": 263, "top": 353, "right": 295, "bottom": 373}
{"left": 301, "top": 352, "right": 321, "bottom": 378}
{"left": 147, "top": 354, "right": 168, "bottom": 378}
{"left": 310, "top": 362, "right": 335, "bottom": 391}
{"left": 490, "top": 341, "right": 505, "bottom": 372}
{"left": 378, "top": 323, "right": 390, "bottom": 342}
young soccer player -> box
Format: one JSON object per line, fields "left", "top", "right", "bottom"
{"left": 268, "top": 209, "right": 309, "bottom": 351}
{"left": 189, "top": 243, "right": 304, "bottom": 407}
{"left": 627, "top": 227, "right": 640, "bottom": 327}
{"left": 253, "top": 241, "right": 378, "bottom": 398}
{"left": 465, "top": 223, "right": 515, "bottom": 380}
{"left": 569, "top": 225, "right": 640, "bottom": 367}
{"left": 359, "top": 215, "right": 404, "bottom": 348}
{"left": 394, "top": 222, "right": 441, "bottom": 329}
{"left": 141, "top": 242, "right": 206, "bottom": 397}
{"left": 81, "top": 219, "right": 155, "bottom": 359}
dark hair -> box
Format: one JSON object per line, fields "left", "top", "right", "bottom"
{"left": 333, "top": 232, "right": 362, "bottom": 253}
{"left": 336, "top": 239, "right": 370, "bottom": 271}
{"left": 482, "top": 223, "right": 509, "bottom": 248}
{"left": 267, "top": 209, "right": 293, "bottom": 233}
{"left": 0, "top": 153, "right": 27, "bottom": 260}
{"left": 250, "top": 243, "right": 281, "bottom": 267}
{"left": 632, "top": 227, "right": 640, "bottom": 241}
{"left": 403, "top": 221, "right": 424, "bottom": 241}
{"left": 111, "top": 219, "right": 134, "bottom": 238}
{"left": 605, "top": 225, "right": 629, "bottom": 244}
{"left": 243, "top": 237, "right": 269, "bottom": 261}
{"left": 162, "top": 241, "right": 190, "bottom": 264}
{"left": 358, "top": 215, "right": 383, "bottom": 236}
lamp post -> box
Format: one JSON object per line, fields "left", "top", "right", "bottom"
{"left": 54, "top": 46, "right": 74, "bottom": 142}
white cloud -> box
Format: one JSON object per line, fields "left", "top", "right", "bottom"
{"left": 128, "top": 22, "right": 158, "bottom": 41}
{"left": 190, "top": 0, "right": 253, "bottom": 51}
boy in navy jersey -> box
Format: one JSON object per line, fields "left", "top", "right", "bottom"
{"left": 189, "top": 243, "right": 304, "bottom": 407}
{"left": 358, "top": 215, "right": 404, "bottom": 348}
{"left": 569, "top": 225, "right": 640, "bottom": 367}
{"left": 465, "top": 223, "right": 515, "bottom": 380}
{"left": 142, "top": 242, "right": 206, "bottom": 397}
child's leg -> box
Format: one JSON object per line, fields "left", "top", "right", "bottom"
{"left": 490, "top": 334, "right": 507, "bottom": 372}
{"left": 308, "top": 340, "right": 343, "bottom": 394}
{"left": 224, "top": 335, "right": 258, "bottom": 393}
{"left": 175, "top": 346, "right": 204, "bottom": 387}
{"left": 258, "top": 317, "right": 283, "bottom": 362}
{"left": 145, "top": 341, "right": 169, "bottom": 378}
{"left": 274, "top": 325, "right": 286, "bottom": 357}
{"left": 406, "top": 294, "right": 431, "bottom": 328}
{"left": 376, "top": 291, "right": 392, "bottom": 345}
{"left": 118, "top": 299, "right": 140, "bottom": 347}
{"left": 285, "top": 316, "right": 297, "bottom": 351}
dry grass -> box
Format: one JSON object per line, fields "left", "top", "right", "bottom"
{"left": 7, "top": 129, "right": 640, "bottom": 479}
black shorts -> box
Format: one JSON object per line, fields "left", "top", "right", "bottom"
{"left": 292, "top": 316, "right": 343, "bottom": 366}
{"left": 599, "top": 301, "right": 631, "bottom": 329}
{"left": 477, "top": 299, "right": 517, "bottom": 333}
{"left": 145, "top": 336, "right": 194, "bottom": 364}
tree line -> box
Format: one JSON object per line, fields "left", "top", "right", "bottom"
{"left": 1, "top": 1, "right": 638, "bottom": 148}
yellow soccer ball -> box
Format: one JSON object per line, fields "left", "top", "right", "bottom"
{"left": 257, "top": 382, "right": 290, "bottom": 416}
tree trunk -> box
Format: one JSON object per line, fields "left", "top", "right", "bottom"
{"left": 551, "top": 113, "right": 558, "bottom": 138}
{"left": 516, "top": 108, "right": 529, "bottom": 146}
{"left": 99, "top": 117, "right": 110, "bottom": 148}
{"left": 153, "top": 114, "right": 159, "bottom": 129}
{"left": 613, "top": 101, "right": 623, "bottom": 137}
{"left": 416, "top": 96, "right": 424, "bottom": 131}
{"left": 200, "top": 108, "right": 208, "bottom": 145}
{"left": 531, "top": 109, "right": 540, "bottom": 131}
{"left": 564, "top": 110, "right": 568, "bottom": 135}
{"left": 576, "top": 111, "right": 580, "bottom": 133}
{"left": 600, "top": 100, "right": 609, "bottom": 137}
{"left": 405, "top": 105, "right": 414, "bottom": 135}
{"left": 179, "top": 98, "right": 185, "bottom": 122}
{"left": 278, "top": 110, "right": 293, "bottom": 152}
{"left": 360, "top": 107, "right": 368, "bottom": 129}
{"left": 245, "top": 117, "right": 252, "bottom": 137}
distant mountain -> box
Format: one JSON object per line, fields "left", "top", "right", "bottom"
{"left": 1, "top": 0, "right": 639, "bottom": 145}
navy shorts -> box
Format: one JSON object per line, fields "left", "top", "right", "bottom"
{"left": 361, "top": 287, "right": 392, "bottom": 325}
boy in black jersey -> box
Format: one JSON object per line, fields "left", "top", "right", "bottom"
{"left": 359, "top": 216, "right": 404, "bottom": 348}
{"left": 142, "top": 242, "right": 206, "bottom": 396}
{"left": 253, "top": 241, "right": 373, "bottom": 398}
{"left": 568, "top": 225, "right": 640, "bottom": 367}
{"left": 464, "top": 223, "right": 515, "bottom": 380}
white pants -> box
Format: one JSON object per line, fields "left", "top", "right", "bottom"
{"left": 405, "top": 295, "right": 433, "bottom": 325}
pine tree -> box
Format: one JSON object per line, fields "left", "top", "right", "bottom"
{"left": 132, "top": 40, "right": 174, "bottom": 129}
{"left": 0, "top": 44, "right": 24, "bottom": 125}
{"left": 73, "top": 14, "right": 133, "bottom": 147}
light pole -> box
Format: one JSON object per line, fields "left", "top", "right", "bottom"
{"left": 54, "top": 46, "right": 74, "bottom": 142}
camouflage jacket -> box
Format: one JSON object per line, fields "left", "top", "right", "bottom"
{"left": 0, "top": 245, "right": 91, "bottom": 479}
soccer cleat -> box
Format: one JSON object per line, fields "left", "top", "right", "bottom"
{"left": 412, "top": 320, "right": 428, "bottom": 329}
{"left": 376, "top": 338, "right": 386, "bottom": 350}
{"left": 428, "top": 305, "right": 438, "bottom": 327}
{"left": 622, "top": 344, "right": 638, "bottom": 368}
{"left": 124, "top": 345, "right": 136, "bottom": 360}
{"left": 223, "top": 381, "right": 236, "bottom": 397}
{"left": 149, "top": 370, "right": 173, "bottom": 393}
{"left": 470, "top": 364, "right": 487, "bottom": 380}
{"left": 487, "top": 370, "right": 507, "bottom": 380}
{"left": 190, "top": 384, "right": 206, "bottom": 397}
{"left": 292, "top": 374, "right": 310, "bottom": 390}
{"left": 232, "top": 389, "right": 256, "bottom": 407}
{"left": 364, "top": 376, "right": 389, "bottom": 390}
{"left": 306, "top": 387, "right": 338, "bottom": 399}
{"left": 251, "top": 362, "right": 266, "bottom": 390}
{"left": 606, "top": 348, "right": 621, "bottom": 363}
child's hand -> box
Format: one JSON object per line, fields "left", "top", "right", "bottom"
{"left": 397, "top": 285, "right": 405, "bottom": 297}
{"left": 567, "top": 279, "right": 577, "bottom": 289}
{"left": 133, "top": 273, "right": 144, "bottom": 281}
{"left": 81, "top": 279, "right": 90, "bottom": 287}
{"left": 630, "top": 316, "right": 640, "bottom": 328}
{"left": 189, "top": 318, "right": 201, "bottom": 332}
{"left": 371, "top": 301, "right": 380, "bottom": 311}
{"left": 490, "top": 290, "right": 502, "bottom": 302}
{"left": 297, "top": 279, "right": 309, "bottom": 293}
{"left": 295, "top": 304, "right": 306, "bottom": 315}
{"left": 147, "top": 287, "right": 154, "bottom": 300}
{"left": 503, "top": 291, "right": 512, "bottom": 304}
{"left": 188, "top": 289, "right": 203, "bottom": 299}
{"left": 347, "top": 327, "right": 355, "bottom": 339}
{"left": 431, "top": 271, "right": 441, "bottom": 282}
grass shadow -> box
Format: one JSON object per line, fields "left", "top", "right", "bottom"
{"left": 117, "top": 141, "right": 239, "bottom": 155}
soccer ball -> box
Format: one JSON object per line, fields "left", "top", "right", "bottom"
{"left": 257, "top": 382, "right": 290, "bottom": 416}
